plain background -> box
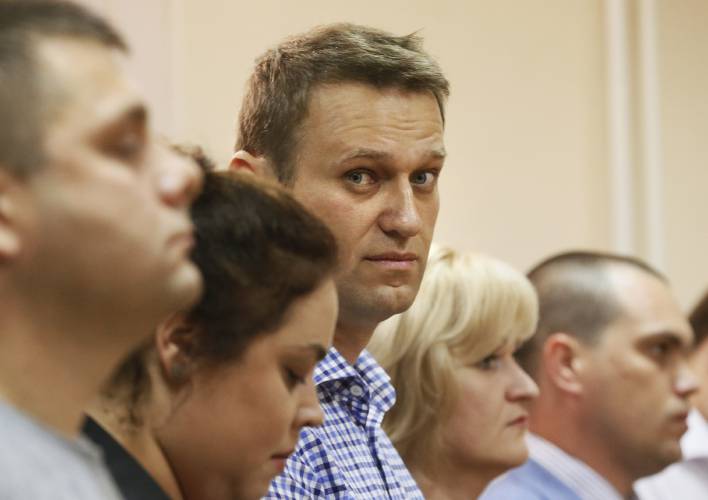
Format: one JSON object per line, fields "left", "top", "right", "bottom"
{"left": 82, "top": 0, "right": 707, "bottom": 310}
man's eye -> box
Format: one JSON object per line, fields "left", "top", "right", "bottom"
{"left": 410, "top": 170, "right": 438, "bottom": 189}
{"left": 107, "top": 133, "right": 144, "bottom": 162}
{"left": 345, "top": 170, "right": 375, "bottom": 185}
{"left": 648, "top": 342, "right": 672, "bottom": 359}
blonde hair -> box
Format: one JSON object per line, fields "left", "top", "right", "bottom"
{"left": 368, "top": 244, "right": 538, "bottom": 469}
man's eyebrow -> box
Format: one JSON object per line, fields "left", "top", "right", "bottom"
{"left": 99, "top": 102, "right": 148, "bottom": 133}
{"left": 339, "top": 147, "right": 447, "bottom": 163}
{"left": 340, "top": 148, "right": 391, "bottom": 163}
{"left": 429, "top": 148, "right": 447, "bottom": 160}
{"left": 119, "top": 103, "right": 148, "bottom": 127}
{"left": 639, "top": 331, "right": 692, "bottom": 349}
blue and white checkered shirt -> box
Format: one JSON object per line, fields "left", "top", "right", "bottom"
{"left": 266, "top": 347, "right": 423, "bottom": 499}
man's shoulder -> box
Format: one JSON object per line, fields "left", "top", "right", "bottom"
{"left": 634, "top": 458, "right": 708, "bottom": 499}
{"left": 266, "top": 411, "right": 422, "bottom": 499}
{"left": 480, "top": 459, "right": 582, "bottom": 500}
{"left": 0, "top": 403, "right": 123, "bottom": 500}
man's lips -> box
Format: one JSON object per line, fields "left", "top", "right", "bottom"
{"left": 364, "top": 252, "right": 418, "bottom": 270}
{"left": 270, "top": 450, "right": 294, "bottom": 471}
{"left": 271, "top": 450, "right": 294, "bottom": 460}
{"left": 167, "top": 227, "right": 195, "bottom": 251}
{"left": 670, "top": 411, "right": 690, "bottom": 429}
{"left": 507, "top": 414, "right": 529, "bottom": 427}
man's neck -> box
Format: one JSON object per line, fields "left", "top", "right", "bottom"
{"left": 531, "top": 409, "right": 634, "bottom": 497}
{"left": 0, "top": 302, "right": 149, "bottom": 437}
{"left": 333, "top": 319, "right": 378, "bottom": 365}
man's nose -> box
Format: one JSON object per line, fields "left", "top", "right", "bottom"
{"left": 155, "top": 144, "right": 203, "bottom": 208}
{"left": 377, "top": 180, "right": 423, "bottom": 239}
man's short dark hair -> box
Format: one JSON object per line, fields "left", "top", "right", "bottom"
{"left": 236, "top": 23, "right": 450, "bottom": 184}
{"left": 106, "top": 166, "right": 338, "bottom": 423}
{"left": 0, "top": 0, "right": 126, "bottom": 176}
{"left": 517, "top": 251, "right": 665, "bottom": 377}
{"left": 690, "top": 290, "right": 708, "bottom": 348}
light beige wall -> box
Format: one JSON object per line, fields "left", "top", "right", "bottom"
{"left": 77, "top": 0, "right": 177, "bottom": 136}
{"left": 658, "top": 0, "right": 708, "bottom": 309}
{"left": 174, "top": 0, "right": 612, "bottom": 267}
{"left": 77, "top": 0, "right": 706, "bottom": 309}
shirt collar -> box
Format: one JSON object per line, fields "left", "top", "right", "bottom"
{"left": 528, "top": 433, "right": 624, "bottom": 500}
{"left": 314, "top": 347, "right": 396, "bottom": 414}
{"left": 681, "top": 409, "right": 708, "bottom": 460}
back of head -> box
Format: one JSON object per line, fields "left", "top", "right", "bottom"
{"left": 0, "top": 0, "right": 126, "bottom": 176}
{"left": 236, "top": 22, "right": 450, "bottom": 183}
{"left": 187, "top": 170, "right": 338, "bottom": 363}
{"left": 369, "top": 245, "right": 538, "bottom": 466}
{"left": 518, "top": 250, "right": 665, "bottom": 378}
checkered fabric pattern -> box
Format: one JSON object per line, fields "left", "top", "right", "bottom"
{"left": 266, "top": 348, "right": 424, "bottom": 499}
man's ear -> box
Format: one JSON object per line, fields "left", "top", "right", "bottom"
{"left": 228, "top": 150, "right": 277, "bottom": 180}
{"left": 0, "top": 170, "right": 23, "bottom": 263}
{"left": 543, "top": 332, "right": 586, "bottom": 396}
{"left": 155, "top": 312, "right": 199, "bottom": 386}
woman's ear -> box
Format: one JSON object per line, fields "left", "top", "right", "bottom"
{"left": 543, "top": 332, "right": 586, "bottom": 396}
{"left": 155, "top": 313, "right": 199, "bottom": 386}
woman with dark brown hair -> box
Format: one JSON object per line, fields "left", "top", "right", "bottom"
{"left": 85, "top": 167, "right": 339, "bottom": 500}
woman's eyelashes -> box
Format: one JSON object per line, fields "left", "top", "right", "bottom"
{"left": 476, "top": 354, "right": 501, "bottom": 371}
{"left": 284, "top": 368, "right": 306, "bottom": 388}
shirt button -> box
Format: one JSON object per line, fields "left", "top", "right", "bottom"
{"left": 350, "top": 384, "right": 364, "bottom": 397}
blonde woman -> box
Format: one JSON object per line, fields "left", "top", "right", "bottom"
{"left": 368, "top": 245, "right": 539, "bottom": 499}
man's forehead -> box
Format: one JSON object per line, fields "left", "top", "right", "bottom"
{"left": 304, "top": 85, "right": 434, "bottom": 135}
{"left": 605, "top": 267, "right": 692, "bottom": 345}
{"left": 36, "top": 36, "right": 144, "bottom": 133}
{"left": 299, "top": 84, "right": 444, "bottom": 145}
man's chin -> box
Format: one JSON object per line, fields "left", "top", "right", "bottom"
{"left": 365, "top": 284, "right": 419, "bottom": 319}
{"left": 336, "top": 277, "right": 422, "bottom": 324}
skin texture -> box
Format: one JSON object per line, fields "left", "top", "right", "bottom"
{"left": 425, "top": 344, "right": 538, "bottom": 499}
{"left": 0, "top": 38, "right": 202, "bottom": 435}
{"left": 156, "top": 279, "right": 338, "bottom": 500}
{"left": 289, "top": 83, "right": 445, "bottom": 361}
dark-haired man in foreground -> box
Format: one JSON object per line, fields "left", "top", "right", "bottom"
{"left": 0, "top": 1, "right": 202, "bottom": 498}
{"left": 230, "top": 23, "right": 449, "bottom": 498}
{"left": 481, "top": 251, "right": 697, "bottom": 500}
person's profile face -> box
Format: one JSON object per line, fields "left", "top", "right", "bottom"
{"left": 290, "top": 82, "right": 445, "bottom": 327}
{"left": 579, "top": 267, "right": 697, "bottom": 476}
{"left": 157, "top": 278, "right": 338, "bottom": 500}
{"left": 19, "top": 38, "right": 202, "bottom": 322}
{"left": 440, "top": 342, "right": 538, "bottom": 474}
